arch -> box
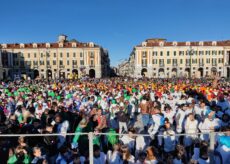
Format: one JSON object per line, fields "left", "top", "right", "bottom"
{"left": 59, "top": 70, "right": 65, "bottom": 79}
{"left": 198, "top": 67, "right": 204, "bottom": 77}
{"left": 211, "top": 67, "right": 217, "bottom": 76}
{"left": 158, "top": 68, "right": 164, "bottom": 78}
{"left": 89, "top": 69, "right": 95, "bottom": 78}
{"left": 141, "top": 68, "right": 147, "bottom": 77}
{"left": 46, "top": 69, "right": 52, "bottom": 80}
{"left": 185, "top": 68, "right": 191, "bottom": 78}
{"left": 3, "top": 70, "right": 6, "bottom": 79}
{"left": 172, "top": 68, "right": 177, "bottom": 77}
{"left": 72, "top": 69, "right": 78, "bottom": 79}
{"left": 33, "top": 70, "right": 39, "bottom": 79}
{"left": 227, "top": 67, "right": 230, "bottom": 78}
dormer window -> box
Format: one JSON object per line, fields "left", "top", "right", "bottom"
{"left": 72, "top": 42, "right": 77, "bottom": 48}
{"left": 33, "top": 43, "right": 37, "bottom": 48}
{"left": 173, "top": 41, "right": 177, "bottom": 46}
{"left": 159, "top": 41, "right": 164, "bottom": 47}
{"left": 59, "top": 43, "right": 63, "bottom": 48}
{"left": 20, "top": 43, "right": 25, "bottom": 48}
{"left": 186, "top": 41, "right": 190, "bottom": 46}
{"left": 212, "top": 41, "right": 217, "bottom": 46}
{"left": 199, "top": 41, "right": 204, "bottom": 46}
{"left": 142, "top": 42, "right": 147, "bottom": 47}
{"left": 89, "top": 42, "right": 94, "bottom": 48}
{"left": 46, "top": 43, "right": 50, "bottom": 48}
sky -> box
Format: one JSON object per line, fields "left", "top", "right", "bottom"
{"left": 0, "top": 0, "right": 230, "bottom": 66}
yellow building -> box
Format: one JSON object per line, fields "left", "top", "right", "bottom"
{"left": 0, "top": 35, "right": 110, "bottom": 80}
{"left": 129, "top": 38, "right": 230, "bottom": 78}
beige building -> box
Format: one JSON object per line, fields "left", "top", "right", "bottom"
{"left": 0, "top": 35, "right": 110, "bottom": 80}
{"left": 128, "top": 38, "right": 230, "bottom": 78}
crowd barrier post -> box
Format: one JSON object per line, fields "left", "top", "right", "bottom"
{"left": 88, "top": 132, "right": 94, "bottom": 164}
{"left": 209, "top": 132, "right": 215, "bottom": 164}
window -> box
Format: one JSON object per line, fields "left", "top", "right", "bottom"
{"left": 206, "top": 67, "right": 208, "bottom": 69}
{"left": 67, "top": 60, "right": 70, "bottom": 65}
{"left": 33, "top": 61, "right": 38, "bottom": 65}
{"left": 159, "top": 59, "right": 164, "bottom": 65}
{"left": 73, "top": 53, "right": 76, "bottom": 58}
{"left": 80, "top": 52, "right": 83, "bottom": 58}
{"left": 80, "top": 60, "right": 84, "bottom": 65}
{"left": 199, "top": 51, "right": 203, "bottom": 56}
{"left": 160, "top": 51, "right": 163, "bottom": 56}
{"left": 59, "top": 60, "right": 63, "bottom": 66}
{"left": 180, "top": 59, "right": 183, "bottom": 64}
{"left": 60, "top": 53, "right": 63, "bottom": 58}
{"left": 173, "top": 59, "right": 177, "bottom": 65}
{"left": 218, "top": 58, "right": 223, "bottom": 63}
{"left": 212, "top": 51, "right": 217, "bottom": 55}
{"left": 179, "top": 51, "right": 184, "bottom": 56}
{"left": 206, "top": 59, "right": 210, "bottom": 64}
{"left": 53, "top": 60, "right": 56, "bottom": 65}
{"left": 40, "top": 53, "right": 43, "bottom": 58}
{"left": 152, "top": 59, "right": 157, "bottom": 64}
{"left": 167, "top": 51, "right": 170, "bottom": 56}
{"left": 90, "top": 60, "right": 94, "bottom": 66}
{"left": 142, "top": 51, "right": 147, "bottom": 58}
{"left": 53, "top": 53, "right": 56, "bottom": 58}
{"left": 34, "top": 53, "right": 36, "bottom": 58}
{"left": 167, "top": 68, "right": 169, "bottom": 70}
{"left": 142, "top": 58, "right": 147, "bottom": 66}
{"left": 72, "top": 60, "right": 77, "bottom": 65}
{"left": 174, "top": 51, "right": 176, "bottom": 56}
{"left": 90, "top": 52, "right": 95, "bottom": 58}
{"left": 67, "top": 53, "right": 69, "bottom": 58}
{"left": 40, "top": 61, "right": 44, "bottom": 65}
{"left": 167, "top": 59, "right": 171, "bottom": 64}
{"left": 47, "top": 61, "right": 50, "bottom": 66}
{"left": 152, "top": 51, "right": 157, "bottom": 56}
{"left": 67, "top": 69, "right": 70, "bottom": 71}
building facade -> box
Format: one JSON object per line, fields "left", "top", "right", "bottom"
{"left": 0, "top": 35, "right": 110, "bottom": 80}
{"left": 128, "top": 38, "right": 230, "bottom": 78}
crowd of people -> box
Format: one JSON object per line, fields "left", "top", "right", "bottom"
{"left": 0, "top": 77, "right": 230, "bottom": 164}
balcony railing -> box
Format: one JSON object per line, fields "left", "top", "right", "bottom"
{"left": 59, "top": 65, "right": 65, "bottom": 69}
{"left": 212, "top": 63, "right": 217, "bottom": 66}
{"left": 186, "top": 63, "right": 191, "bottom": 66}
{"left": 199, "top": 63, "right": 204, "bottom": 66}
{"left": 142, "top": 64, "right": 147, "bottom": 67}
{"left": 172, "top": 63, "right": 178, "bottom": 67}
{"left": 159, "top": 64, "right": 164, "bottom": 67}
{"left": 72, "top": 65, "right": 78, "bottom": 68}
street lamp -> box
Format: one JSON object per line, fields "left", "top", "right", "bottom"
{"left": 187, "top": 47, "right": 194, "bottom": 78}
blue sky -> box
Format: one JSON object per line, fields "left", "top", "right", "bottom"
{"left": 0, "top": 0, "right": 230, "bottom": 66}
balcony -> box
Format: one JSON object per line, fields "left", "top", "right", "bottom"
{"left": 172, "top": 63, "right": 178, "bottom": 67}
{"left": 72, "top": 65, "right": 78, "bottom": 68}
{"left": 159, "top": 64, "right": 165, "bottom": 67}
{"left": 186, "top": 63, "right": 191, "bottom": 66}
{"left": 142, "top": 64, "right": 147, "bottom": 67}
{"left": 225, "top": 63, "right": 230, "bottom": 66}
{"left": 212, "top": 63, "right": 217, "bottom": 66}
{"left": 59, "top": 65, "right": 65, "bottom": 69}
{"left": 199, "top": 63, "right": 204, "bottom": 66}
{"left": 89, "top": 64, "right": 95, "bottom": 68}
{"left": 47, "top": 65, "right": 51, "bottom": 69}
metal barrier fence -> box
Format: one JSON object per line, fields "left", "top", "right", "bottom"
{"left": 0, "top": 131, "right": 229, "bottom": 164}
